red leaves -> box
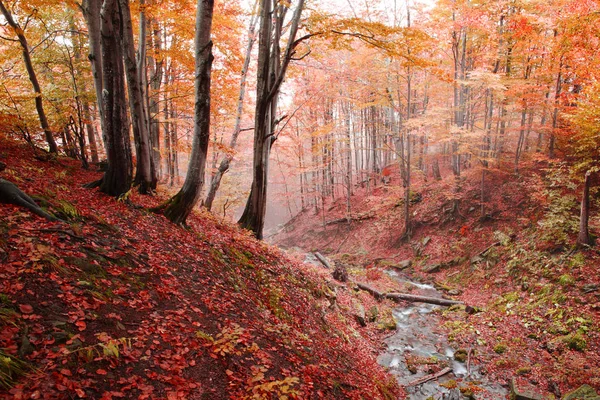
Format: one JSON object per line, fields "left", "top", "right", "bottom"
{"left": 75, "top": 320, "right": 87, "bottom": 331}
{"left": 19, "top": 304, "right": 34, "bottom": 314}
{"left": 96, "top": 369, "right": 108, "bottom": 376}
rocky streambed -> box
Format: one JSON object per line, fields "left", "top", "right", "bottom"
{"left": 378, "top": 269, "right": 507, "bottom": 399}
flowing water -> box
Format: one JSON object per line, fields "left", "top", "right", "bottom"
{"left": 298, "top": 250, "right": 507, "bottom": 399}
{"left": 378, "top": 269, "right": 508, "bottom": 399}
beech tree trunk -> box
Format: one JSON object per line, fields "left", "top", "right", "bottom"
{"left": 161, "top": 0, "right": 215, "bottom": 225}
{"left": 81, "top": 0, "right": 105, "bottom": 135}
{"left": 0, "top": 1, "right": 58, "bottom": 154}
{"left": 238, "top": 0, "right": 306, "bottom": 239}
{"left": 120, "top": 0, "right": 155, "bottom": 194}
{"left": 99, "top": 0, "right": 133, "bottom": 196}
{"left": 577, "top": 171, "right": 592, "bottom": 247}
{"left": 148, "top": 18, "right": 164, "bottom": 179}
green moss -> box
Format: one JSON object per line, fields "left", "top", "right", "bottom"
{"left": 564, "top": 332, "right": 587, "bottom": 351}
{"left": 515, "top": 366, "right": 531, "bottom": 375}
{"left": 56, "top": 200, "right": 81, "bottom": 221}
{"left": 454, "top": 348, "right": 468, "bottom": 362}
{"left": 558, "top": 274, "right": 575, "bottom": 286}
{"left": 569, "top": 252, "right": 586, "bottom": 268}
{"left": 376, "top": 308, "right": 397, "bottom": 331}
{"left": 503, "top": 292, "right": 520, "bottom": 303}
{"left": 493, "top": 343, "right": 507, "bottom": 354}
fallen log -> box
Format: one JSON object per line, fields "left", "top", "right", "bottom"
{"left": 386, "top": 292, "right": 463, "bottom": 307}
{"left": 314, "top": 252, "right": 332, "bottom": 269}
{"left": 355, "top": 281, "right": 384, "bottom": 300}
{"left": 407, "top": 367, "right": 452, "bottom": 387}
{"left": 354, "top": 282, "right": 463, "bottom": 306}
{"left": 325, "top": 213, "right": 374, "bottom": 225}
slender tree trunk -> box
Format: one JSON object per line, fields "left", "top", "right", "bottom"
{"left": 120, "top": 0, "right": 154, "bottom": 193}
{"left": 577, "top": 171, "right": 592, "bottom": 247}
{"left": 161, "top": 0, "right": 215, "bottom": 224}
{"left": 163, "top": 78, "right": 172, "bottom": 184}
{"left": 171, "top": 103, "right": 179, "bottom": 185}
{"left": 549, "top": 58, "right": 563, "bottom": 159}
{"left": 404, "top": 133, "right": 411, "bottom": 238}
{"left": 81, "top": 0, "right": 105, "bottom": 137}
{"left": 148, "top": 18, "right": 164, "bottom": 179}
{"left": 83, "top": 104, "right": 99, "bottom": 163}
{"left": 238, "top": 0, "right": 305, "bottom": 239}
{"left": 0, "top": 1, "right": 58, "bottom": 153}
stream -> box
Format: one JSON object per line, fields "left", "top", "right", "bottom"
{"left": 302, "top": 252, "right": 508, "bottom": 399}
{"left": 377, "top": 269, "right": 508, "bottom": 399}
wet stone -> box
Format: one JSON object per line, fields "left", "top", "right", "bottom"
{"left": 510, "top": 378, "right": 545, "bottom": 400}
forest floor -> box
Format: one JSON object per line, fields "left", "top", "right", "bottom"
{"left": 0, "top": 135, "right": 404, "bottom": 399}
{"left": 272, "top": 157, "right": 600, "bottom": 399}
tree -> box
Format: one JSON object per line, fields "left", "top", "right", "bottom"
{"left": 98, "top": 0, "right": 133, "bottom": 196}
{"left": 576, "top": 171, "right": 592, "bottom": 247}
{"left": 120, "top": 0, "right": 156, "bottom": 193}
{"left": 238, "top": 0, "right": 306, "bottom": 239}
{"left": 158, "top": 0, "right": 215, "bottom": 224}
{"left": 0, "top": 0, "right": 58, "bottom": 153}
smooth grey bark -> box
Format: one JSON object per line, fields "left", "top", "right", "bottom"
{"left": 120, "top": 0, "right": 154, "bottom": 193}
{"left": 238, "top": 0, "right": 306, "bottom": 239}
{"left": 147, "top": 17, "right": 163, "bottom": 178}
{"left": 160, "top": 0, "right": 215, "bottom": 225}
{"left": 99, "top": 0, "right": 133, "bottom": 196}
{"left": 0, "top": 0, "right": 58, "bottom": 153}
{"left": 80, "top": 0, "right": 105, "bottom": 134}
{"left": 204, "top": 0, "right": 259, "bottom": 211}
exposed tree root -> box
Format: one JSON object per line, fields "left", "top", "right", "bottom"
{"left": 0, "top": 179, "right": 62, "bottom": 222}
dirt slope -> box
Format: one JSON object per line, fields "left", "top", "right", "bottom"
{"left": 0, "top": 136, "right": 401, "bottom": 399}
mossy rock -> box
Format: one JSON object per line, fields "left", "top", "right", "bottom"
{"left": 563, "top": 332, "right": 587, "bottom": 351}
{"left": 494, "top": 343, "right": 507, "bottom": 354}
{"left": 454, "top": 348, "right": 468, "bottom": 362}
{"left": 562, "top": 384, "right": 600, "bottom": 400}
{"left": 367, "top": 306, "right": 379, "bottom": 322}
{"left": 376, "top": 308, "right": 397, "bottom": 331}
{"left": 515, "top": 366, "right": 531, "bottom": 376}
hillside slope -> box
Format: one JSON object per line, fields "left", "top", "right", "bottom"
{"left": 273, "top": 161, "right": 600, "bottom": 398}
{"left": 0, "top": 136, "right": 401, "bottom": 399}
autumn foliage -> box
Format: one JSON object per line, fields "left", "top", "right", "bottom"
{"left": 0, "top": 135, "right": 400, "bottom": 399}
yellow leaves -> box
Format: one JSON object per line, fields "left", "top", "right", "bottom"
{"left": 246, "top": 375, "right": 300, "bottom": 400}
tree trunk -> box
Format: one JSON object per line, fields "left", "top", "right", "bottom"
{"left": 432, "top": 159, "right": 441, "bottom": 180}
{"left": 83, "top": 104, "right": 99, "bottom": 163}
{"left": 238, "top": 0, "right": 305, "bottom": 239}
{"left": 120, "top": 0, "right": 154, "bottom": 194}
{"left": 161, "top": 0, "right": 215, "bottom": 225}
{"left": 148, "top": 18, "right": 164, "bottom": 179}
{"left": 99, "top": 0, "right": 133, "bottom": 196}
{"left": 0, "top": 1, "right": 58, "bottom": 153}
{"left": 577, "top": 171, "right": 592, "bottom": 247}
{"left": 80, "top": 0, "right": 105, "bottom": 136}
